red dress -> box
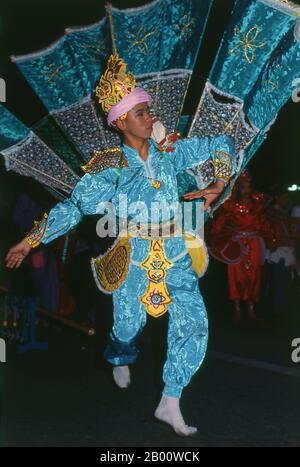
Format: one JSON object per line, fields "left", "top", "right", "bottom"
{"left": 208, "top": 194, "right": 274, "bottom": 302}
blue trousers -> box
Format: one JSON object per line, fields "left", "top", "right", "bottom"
{"left": 103, "top": 250, "right": 209, "bottom": 398}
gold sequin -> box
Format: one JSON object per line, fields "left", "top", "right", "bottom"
{"left": 126, "top": 26, "right": 157, "bottom": 55}
{"left": 92, "top": 236, "right": 131, "bottom": 293}
{"left": 44, "top": 64, "right": 65, "bottom": 83}
{"left": 174, "top": 15, "right": 196, "bottom": 42}
{"left": 81, "top": 147, "right": 128, "bottom": 174}
{"left": 213, "top": 149, "right": 233, "bottom": 182}
{"left": 230, "top": 25, "right": 268, "bottom": 64}
{"left": 95, "top": 54, "right": 136, "bottom": 114}
{"left": 152, "top": 180, "right": 162, "bottom": 190}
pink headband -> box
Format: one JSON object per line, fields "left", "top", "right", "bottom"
{"left": 107, "top": 87, "right": 152, "bottom": 127}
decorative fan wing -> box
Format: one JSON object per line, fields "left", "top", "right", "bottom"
{"left": 182, "top": 0, "right": 300, "bottom": 215}
{"left": 0, "top": 106, "right": 79, "bottom": 196}
{"left": 11, "top": 0, "right": 213, "bottom": 162}
{"left": 111, "top": 0, "right": 213, "bottom": 74}
{"left": 209, "top": 0, "right": 299, "bottom": 101}
{"left": 0, "top": 105, "right": 29, "bottom": 151}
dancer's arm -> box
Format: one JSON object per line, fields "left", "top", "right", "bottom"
{"left": 172, "top": 135, "right": 237, "bottom": 210}
{"left": 6, "top": 169, "right": 117, "bottom": 269}
{"left": 171, "top": 134, "right": 237, "bottom": 177}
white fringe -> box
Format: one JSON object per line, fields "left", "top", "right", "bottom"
{"left": 65, "top": 16, "right": 106, "bottom": 34}
{"left": 258, "top": 0, "right": 300, "bottom": 17}
{"left": 111, "top": 0, "right": 162, "bottom": 15}
{"left": 294, "top": 18, "right": 300, "bottom": 42}
{"left": 11, "top": 36, "right": 66, "bottom": 63}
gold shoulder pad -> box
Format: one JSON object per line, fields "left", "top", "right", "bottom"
{"left": 81, "top": 147, "right": 128, "bottom": 174}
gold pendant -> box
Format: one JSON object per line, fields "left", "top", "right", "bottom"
{"left": 152, "top": 179, "right": 162, "bottom": 189}
{"left": 140, "top": 239, "right": 173, "bottom": 317}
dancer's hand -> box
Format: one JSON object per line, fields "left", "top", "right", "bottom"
{"left": 183, "top": 180, "right": 225, "bottom": 211}
{"left": 6, "top": 239, "right": 32, "bottom": 269}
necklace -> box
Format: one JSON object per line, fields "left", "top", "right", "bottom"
{"left": 121, "top": 150, "right": 164, "bottom": 190}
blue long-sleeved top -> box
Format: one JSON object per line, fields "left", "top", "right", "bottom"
{"left": 41, "top": 135, "right": 236, "bottom": 245}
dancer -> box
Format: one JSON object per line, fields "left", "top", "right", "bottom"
{"left": 209, "top": 172, "right": 275, "bottom": 324}
{"left": 6, "top": 54, "right": 237, "bottom": 436}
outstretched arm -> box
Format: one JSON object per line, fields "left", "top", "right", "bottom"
{"left": 183, "top": 179, "right": 226, "bottom": 211}
{"left": 172, "top": 135, "right": 237, "bottom": 210}
{"left": 6, "top": 169, "right": 117, "bottom": 269}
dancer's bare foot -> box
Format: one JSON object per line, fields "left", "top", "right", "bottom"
{"left": 154, "top": 395, "right": 197, "bottom": 437}
{"left": 247, "top": 302, "right": 262, "bottom": 323}
{"left": 113, "top": 365, "right": 130, "bottom": 389}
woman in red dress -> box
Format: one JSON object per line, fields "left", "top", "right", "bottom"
{"left": 209, "top": 172, "right": 275, "bottom": 323}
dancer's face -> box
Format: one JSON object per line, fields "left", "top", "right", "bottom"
{"left": 116, "top": 103, "right": 153, "bottom": 140}
{"left": 238, "top": 181, "right": 252, "bottom": 198}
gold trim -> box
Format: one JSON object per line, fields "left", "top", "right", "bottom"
{"left": 92, "top": 236, "right": 131, "bottom": 293}
{"left": 212, "top": 149, "right": 233, "bottom": 182}
{"left": 81, "top": 147, "right": 128, "bottom": 174}
{"left": 140, "top": 239, "right": 173, "bottom": 318}
{"left": 25, "top": 213, "right": 48, "bottom": 248}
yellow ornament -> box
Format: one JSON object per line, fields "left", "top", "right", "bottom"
{"left": 152, "top": 180, "right": 162, "bottom": 189}
{"left": 95, "top": 54, "right": 136, "bottom": 114}
{"left": 140, "top": 240, "right": 173, "bottom": 318}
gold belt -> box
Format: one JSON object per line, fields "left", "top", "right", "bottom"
{"left": 127, "top": 221, "right": 178, "bottom": 239}
{"left": 91, "top": 223, "right": 209, "bottom": 319}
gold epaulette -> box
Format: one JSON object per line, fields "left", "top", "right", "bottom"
{"left": 212, "top": 149, "right": 233, "bottom": 183}
{"left": 81, "top": 147, "right": 128, "bottom": 174}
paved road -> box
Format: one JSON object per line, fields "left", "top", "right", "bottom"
{"left": 1, "top": 305, "right": 300, "bottom": 447}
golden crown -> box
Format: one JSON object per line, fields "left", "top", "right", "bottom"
{"left": 96, "top": 54, "right": 136, "bottom": 114}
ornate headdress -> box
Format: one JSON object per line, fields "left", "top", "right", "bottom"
{"left": 95, "top": 54, "right": 152, "bottom": 127}
{"left": 96, "top": 54, "right": 136, "bottom": 114}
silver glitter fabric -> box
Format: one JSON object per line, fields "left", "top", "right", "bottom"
{"left": 52, "top": 95, "right": 121, "bottom": 162}
{"left": 188, "top": 82, "right": 259, "bottom": 174}
{"left": 51, "top": 71, "right": 191, "bottom": 161}
{"left": 139, "top": 70, "right": 191, "bottom": 131}
{"left": 2, "top": 132, "right": 80, "bottom": 195}
{"left": 187, "top": 159, "right": 215, "bottom": 190}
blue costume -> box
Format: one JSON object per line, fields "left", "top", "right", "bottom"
{"left": 32, "top": 134, "right": 236, "bottom": 398}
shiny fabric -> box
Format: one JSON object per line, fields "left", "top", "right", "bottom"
{"left": 41, "top": 136, "right": 237, "bottom": 244}
{"left": 188, "top": 82, "right": 259, "bottom": 163}
{"left": 0, "top": 105, "right": 29, "bottom": 151}
{"left": 209, "top": 0, "right": 296, "bottom": 100}
{"left": 13, "top": 0, "right": 212, "bottom": 112}
{"left": 10, "top": 1, "right": 211, "bottom": 170}
{"left": 13, "top": 36, "right": 90, "bottom": 111}
{"left": 41, "top": 136, "right": 236, "bottom": 397}
{"left": 33, "top": 116, "right": 84, "bottom": 174}
{"left": 112, "top": 0, "right": 213, "bottom": 74}
{"left": 245, "top": 28, "right": 300, "bottom": 130}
